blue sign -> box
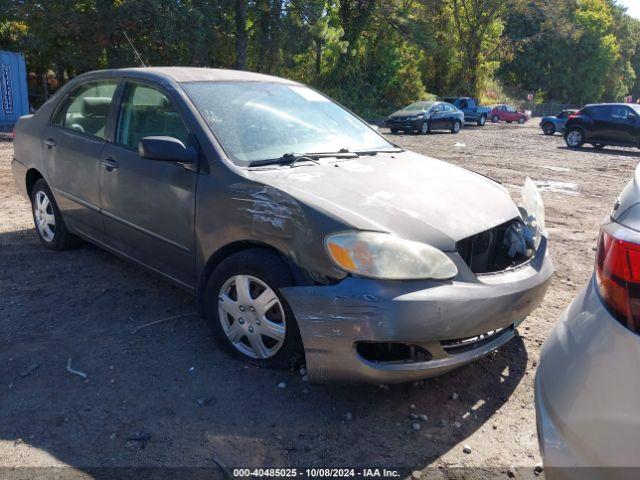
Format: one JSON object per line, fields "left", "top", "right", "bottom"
{"left": 2, "top": 62, "right": 15, "bottom": 116}
{"left": 0, "top": 50, "right": 29, "bottom": 129}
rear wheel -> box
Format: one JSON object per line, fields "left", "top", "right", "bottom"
{"left": 204, "top": 248, "right": 304, "bottom": 369}
{"left": 451, "top": 120, "right": 461, "bottom": 134}
{"left": 30, "top": 179, "right": 80, "bottom": 250}
{"left": 491, "top": 115, "right": 499, "bottom": 123}
{"left": 477, "top": 115, "right": 487, "bottom": 126}
{"left": 542, "top": 122, "right": 556, "bottom": 135}
{"left": 565, "top": 128, "right": 584, "bottom": 148}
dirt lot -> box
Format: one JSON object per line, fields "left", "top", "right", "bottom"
{"left": 1, "top": 123, "right": 638, "bottom": 478}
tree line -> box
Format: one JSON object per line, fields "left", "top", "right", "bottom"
{"left": 1, "top": 0, "right": 639, "bottom": 118}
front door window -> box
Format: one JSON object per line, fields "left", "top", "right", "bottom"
{"left": 116, "top": 83, "right": 189, "bottom": 149}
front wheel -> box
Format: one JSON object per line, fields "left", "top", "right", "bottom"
{"left": 542, "top": 122, "right": 555, "bottom": 135}
{"left": 30, "top": 179, "right": 80, "bottom": 250}
{"left": 565, "top": 128, "right": 584, "bottom": 148}
{"left": 491, "top": 115, "right": 499, "bottom": 123}
{"left": 204, "top": 248, "right": 304, "bottom": 369}
{"left": 420, "top": 120, "right": 430, "bottom": 135}
{"left": 477, "top": 115, "right": 487, "bottom": 126}
{"left": 518, "top": 117, "right": 526, "bottom": 124}
{"left": 451, "top": 120, "right": 461, "bottom": 134}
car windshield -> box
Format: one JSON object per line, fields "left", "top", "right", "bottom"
{"left": 404, "top": 101, "right": 433, "bottom": 111}
{"left": 182, "top": 81, "right": 393, "bottom": 165}
{"left": 631, "top": 104, "right": 640, "bottom": 114}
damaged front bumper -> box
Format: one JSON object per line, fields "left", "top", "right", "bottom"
{"left": 282, "top": 238, "right": 552, "bottom": 384}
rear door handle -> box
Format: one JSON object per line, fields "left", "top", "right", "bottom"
{"left": 45, "top": 138, "right": 56, "bottom": 149}
{"left": 100, "top": 157, "right": 119, "bottom": 172}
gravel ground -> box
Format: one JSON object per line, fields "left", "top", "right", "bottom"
{"left": 0, "top": 123, "right": 638, "bottom": 478}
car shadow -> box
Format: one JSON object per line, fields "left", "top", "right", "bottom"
{"left": 557, "top": 145, "right": 640, "bottom": 157}
{"left": 0, "top": 227, "right": 528, "bottom": 477}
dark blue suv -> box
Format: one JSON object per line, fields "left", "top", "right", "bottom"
{"left": 564, "top": 103, "right": 640, "bottom": 150}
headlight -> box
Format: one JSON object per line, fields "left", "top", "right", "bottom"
{"left": 325, "top": 231, "right": 458, "bottom": 280}
{"left": 520, "top": 177, "right": 546, "bottom": 248}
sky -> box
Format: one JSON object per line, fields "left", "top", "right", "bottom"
{"left": 620, "top": 0, "right": 640, "bottom": 19}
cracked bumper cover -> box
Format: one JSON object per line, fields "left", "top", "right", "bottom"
{"left": 282, "top": 241, "right": 553, "bottom": 384}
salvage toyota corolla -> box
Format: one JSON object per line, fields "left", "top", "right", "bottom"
{"left": 11, "top": 67, "right": 553, "bottom": 383}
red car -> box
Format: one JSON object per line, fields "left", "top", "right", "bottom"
{"left": 490, "top": 105, "right": 528, "bottom": 124}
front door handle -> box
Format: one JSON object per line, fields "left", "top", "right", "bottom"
{"left": 100, "top": 157, "right": 119, "bottom": 172}
{"left": 45, "top": 138, "right": 56, "bottom": 149}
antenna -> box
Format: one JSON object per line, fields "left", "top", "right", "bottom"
{"left": 123, "top": 30, "right": 147, "bottom": 67}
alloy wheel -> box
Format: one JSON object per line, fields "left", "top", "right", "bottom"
{"left": 34, "top": 191, "right": 56, "bottom": 242}
{"left": 567, "top": 130, "right": 583, "bottom": 147}
{"left": 218, "top": 275, "right": 286, "bottom": 359}
{"left": 421, "top": 121, "right": 429, "bottom": 134}
{"left": 453, "top": 121, "right": 461, "bottom": 133}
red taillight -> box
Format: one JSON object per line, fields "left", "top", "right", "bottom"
{"left": 568, "top": 110, "right": 582, "bottom": 120}
{"left": 595, "top": 229, "right": 640, "bottom": 333}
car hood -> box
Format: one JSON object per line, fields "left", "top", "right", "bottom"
{"left": 389, "top": 109, "right": 423, "bottom": 118}
{"left": 247, "top": 151, "right": 520, "bottom": 251}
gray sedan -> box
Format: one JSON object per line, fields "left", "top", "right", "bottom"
{"left": 12, "top": 67, "right": 552, "bottom": 383}
{"left": 536, "top": 165, "right": 640, "bottom": 476}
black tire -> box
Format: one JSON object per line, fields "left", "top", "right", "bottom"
{"left": 477, "top": 115, "right": 487, "bottom": 126}
{"left": 420, "top": 120, "right": 430, "bottom": 135}
{"left": 451, "top": 120, "right": 462, "bottom": 134}
{"left": 203, "top": 248, "right": 304, "bottom": 369}
{"left": 593, "top": 144, "right": 605, "bottom": 150}
{"left": 565, "top": 128, "right": 585, "bottom": 148}
{"left": 30, "top": 179, "right": 80, "bottom": 250}
{"left": 542, "top": 122, "right": 556, "bottom": 135}
{"left": 491, "top": 115, "right": 499, "bottom": 123}
{"left": 506, "top": 120, "right": 513, "bottom": 124}
{"left": 518, "top": 116, "right": 526, "bottom": 124}
{"left": 390, "top": 128, "right": 398, "bottom": 134}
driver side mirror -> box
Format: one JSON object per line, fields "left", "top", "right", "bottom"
{"left": 138, "top": 136, "right": 197, "bottom": 164}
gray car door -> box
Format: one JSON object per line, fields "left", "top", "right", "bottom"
{"left": 43, "top": 79, "right": 119, "bottom": 239}
{"left": 99, "top": 80, "right": 198, "bottom": 288}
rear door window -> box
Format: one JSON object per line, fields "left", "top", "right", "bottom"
{"left": 116, "top": 82, "right": 189, "bottom": 149}
{"left": 53, "top": 80, "right": 118, "bottom": 139}
{"left": 611, "top": 106, "right": 631, "bottom": 122}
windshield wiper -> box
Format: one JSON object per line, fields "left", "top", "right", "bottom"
{"left": 352, "top": 148, "right": 405, "bottom": 156}
{"left": 248, "top": 150, "right": 357, "bottom": 167}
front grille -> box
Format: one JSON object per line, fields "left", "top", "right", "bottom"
{"left": 456, "top": 218, "right": 533, "bottom": 274}
{"left": 389, "top": 116, "right": 411, "bottom": 123}
{"left": 441, "top": 325, "right": 513, "bottom": 355}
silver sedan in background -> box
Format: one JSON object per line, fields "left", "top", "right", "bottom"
{"left": 535, "top": 164, "right": 640, "bottom": 478}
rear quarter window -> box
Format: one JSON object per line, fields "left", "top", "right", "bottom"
{"left": 52, "top": 81, "right": 118, "bottom": 139}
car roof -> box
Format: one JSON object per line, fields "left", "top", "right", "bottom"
{"left": 70, "top": 67, "right": 298, "bottom": 85}
{"left": 584, "top": 103, "right": 634, "bottom": 108}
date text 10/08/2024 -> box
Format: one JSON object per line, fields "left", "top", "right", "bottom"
{"left": 232, "top": 469, "right": 401, "bottom": 478}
